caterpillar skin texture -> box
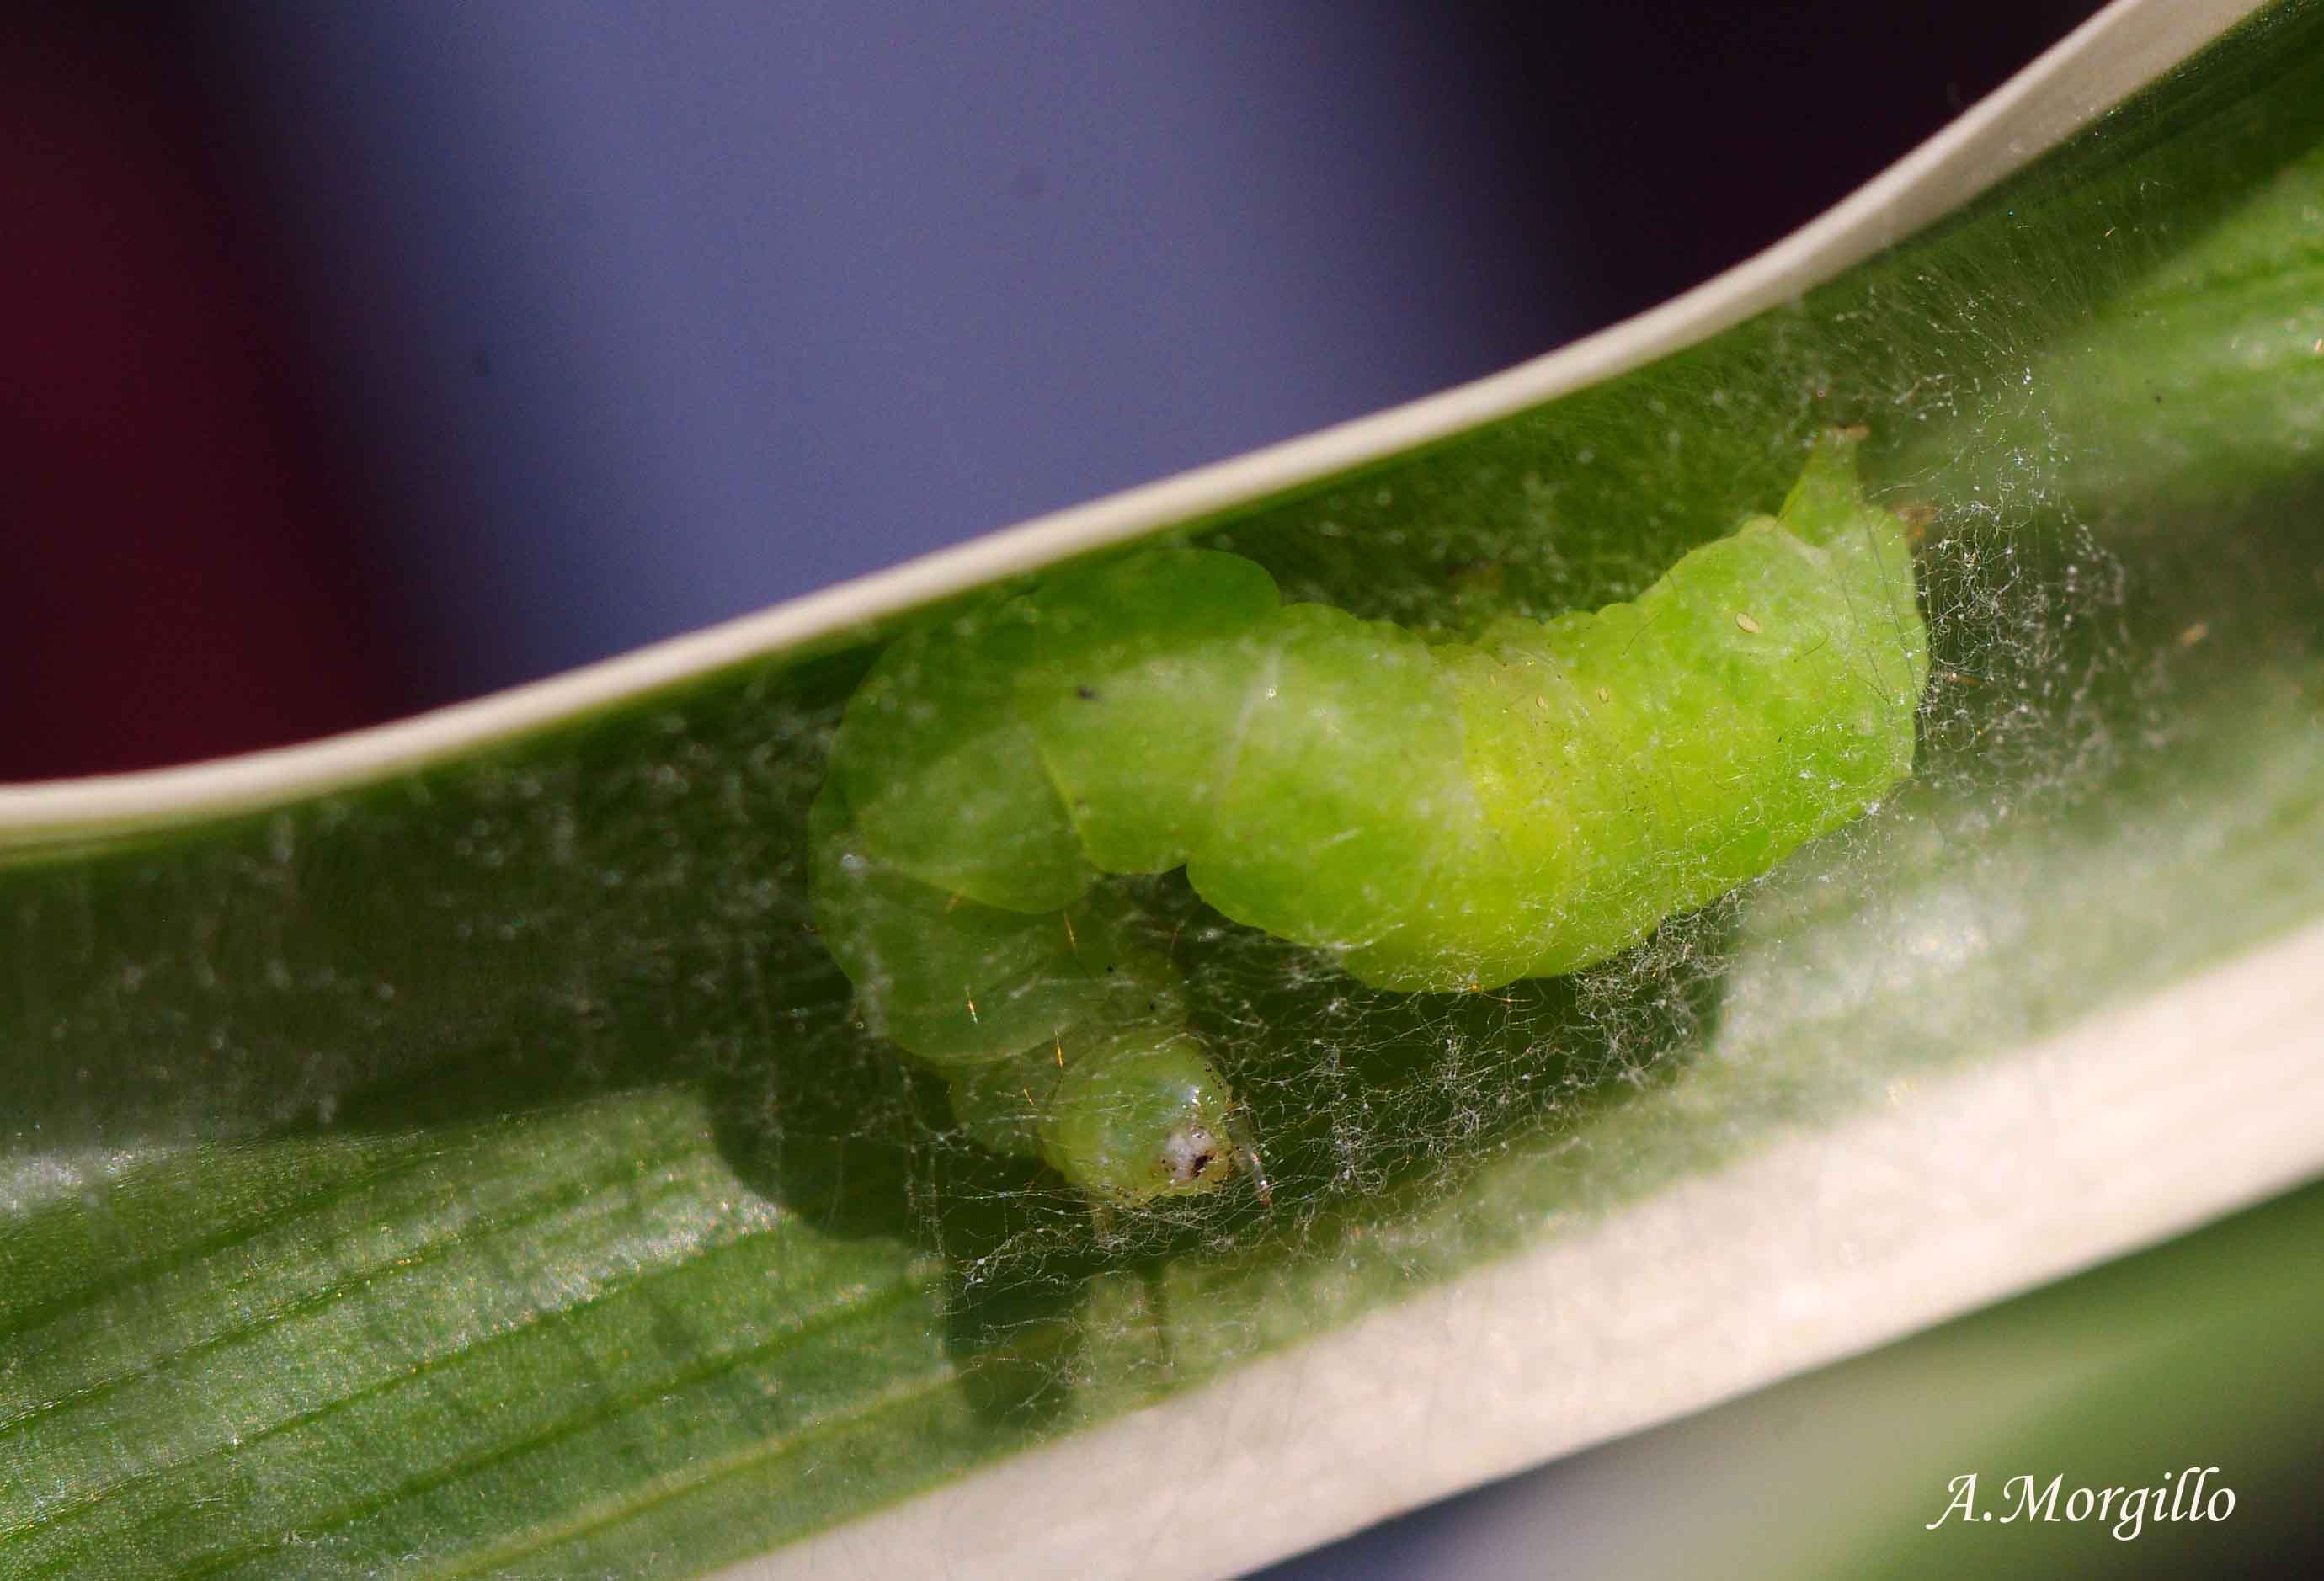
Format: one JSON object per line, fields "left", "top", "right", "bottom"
{"left": 811, "top": 431, "right": 1930, "bottom": 1204}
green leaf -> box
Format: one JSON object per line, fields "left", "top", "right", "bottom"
{"left": 5, "top": 3, "right": 2321, "bottom": 1576}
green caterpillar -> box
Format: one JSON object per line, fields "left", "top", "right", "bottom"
{"left": 811, "top": 430, "right": 1928, "bottom": 1205}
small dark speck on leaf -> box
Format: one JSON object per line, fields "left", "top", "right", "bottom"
{"left": 1076, "top": 685, "right": 1099, "bottom": 702}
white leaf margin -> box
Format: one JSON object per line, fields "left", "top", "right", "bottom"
{"left": 0, "top": 0, "right": 2264, "bottom": 846}
{"left": 763, "top": 919, "right": 2324, "bottom": 1581}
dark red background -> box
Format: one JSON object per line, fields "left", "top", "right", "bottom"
{"left": 1, "top": 7, "right": 409, "bottom": 781}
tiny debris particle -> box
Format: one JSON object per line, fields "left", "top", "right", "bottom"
{"left": 1076, "top": 685, "right": 1099, "bottom": 701}
{"left": 1596, "top": 686, "right": 1612, "bottom": 704}
{"left": 1734, "top": 611, "right": 1762, "bottom": 635}
{"left": 1534, "top": 695, "right": 1551, "bottom": 711}
{"left": 2178, "top": 620, "right": 2210, "bottom": 648}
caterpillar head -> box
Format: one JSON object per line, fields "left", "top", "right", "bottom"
{"left": 1038, "top": 1030, "right": 1268, "bottom": 1205}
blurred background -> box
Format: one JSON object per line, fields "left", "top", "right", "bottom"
{"left": 51, "top": 3, "right": 2320, "bottom": 1577}
{"left": 2, "top": 0, "right": 2108, "bottom": 784}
